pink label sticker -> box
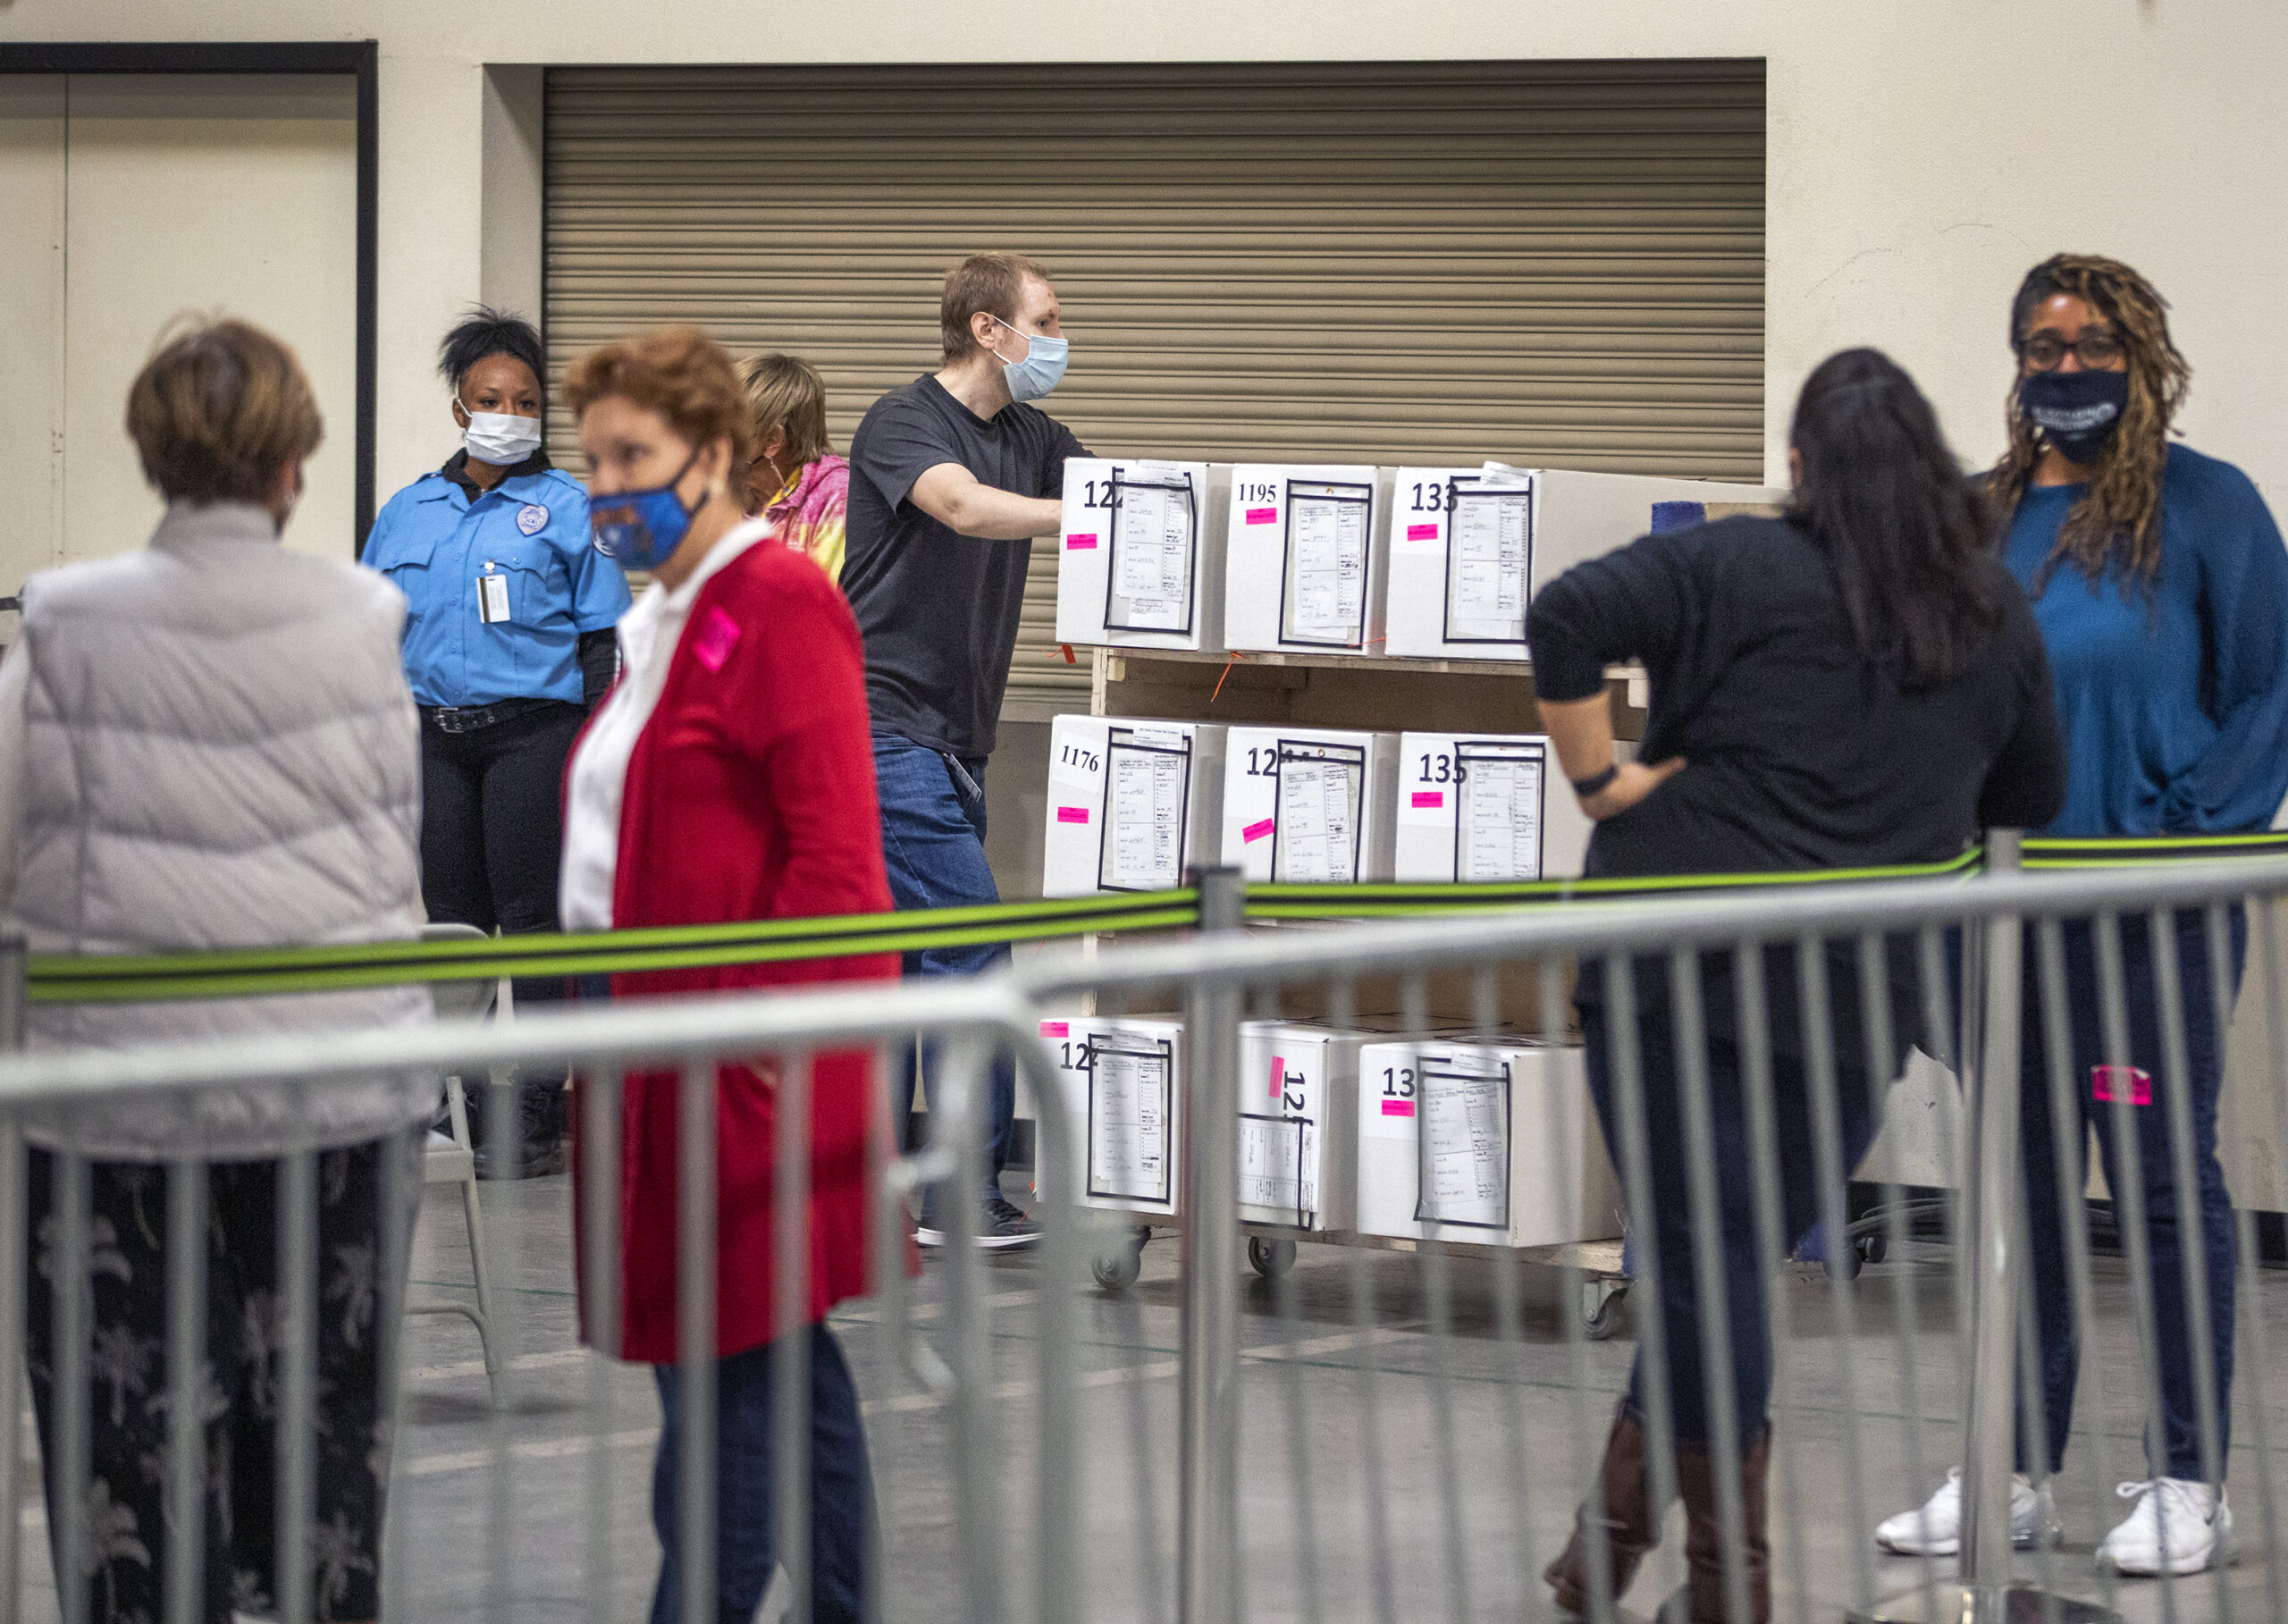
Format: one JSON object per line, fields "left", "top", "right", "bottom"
{"left": 1242, "top": 817, "right": 1276, "bottom": 843}
{"left": 2092, "top": 1064, "right": 2153, "bottom": 1105}
{"left": 1040, "top": 1020, "right": 1070, "bottom": 1038}
{"left": 1056, "top": 806, "right": 1090, "bottom": 825}
{"left": 1406, "top": 522, "right": 1440, "bottom": 541}
{"left": 1412, "top": 790, "right": 1444, "bottom": 809}
{"left": 1382, "top": 1100, "right": 1416, "bottom": 1117}
{"left": 1244, "top": 507, "right": 1278, "bottom": 526}
{"left": 1270, "top": 1056, "right": 1286, "bottom": 1099}
{"left": 692, "top": 605, "right": 741, "bottom": 671}
{"left": 1065, "top": 532, "right": 1099, "bottom": 550}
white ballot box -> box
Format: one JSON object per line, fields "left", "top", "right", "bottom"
{"left": 1355, "top": 1040, "right": 1624, "bottom": 1248}
{"left": 1218, "top": 726, "right": 1400, "bottom": 884}
{"left": 1056, "top": 459, "right": 1227, "bottom": 652}
{"left": 1238, "top": 1022, "right": 1366, "bottom": 1233}
{"left": 1222, "top": 464, "right": 1392, "bottom": 655}
{"left": 1040, "top": 1015, "right": 1185, "bottom": 1219}
{"left": 1042, "top": 715, "right": 1228, "bottom": 896}
{"left": 1384, "top": 466, "right": 1783, "bottom": 660}
{"left": 1395, "top": 731, "right": 1603, "bottom": 882}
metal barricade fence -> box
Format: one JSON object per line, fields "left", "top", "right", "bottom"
{"left": 0, "top": 845, "right": 2282, "bottom": 1623}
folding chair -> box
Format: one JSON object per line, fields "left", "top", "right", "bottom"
{"left": 410, "top": 922, "right": 504, "bottom": 1404}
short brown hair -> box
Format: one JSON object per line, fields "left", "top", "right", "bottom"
{"left": 562, "top": 326, "right": 753, "bottom": 470}
{"left": 125, "top": 317, "right": 323, "bottom": 504}
{"left": 939, "top": 253, "right": 1051, "bottom": 364}
{"left": 739, "top": 353, "right": 832, "bottom": 467}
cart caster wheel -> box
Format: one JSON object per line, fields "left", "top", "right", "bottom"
{"left": 1823, "top": 1235, "right": 1865, "bottom": 1282}
{"left": 1859, "top": 1230, "right": 1888, "bottom": 1266}
{"left": 1583, "top": 1281, "right": 1626, "bottom": 1341}
{"left": 1092, "top": 1228, "right": 1148, "bottom": 1292}
{"left": 1248, "top": 1237, "right": 1297, "bottom": 1279}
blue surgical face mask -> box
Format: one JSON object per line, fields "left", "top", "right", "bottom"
{"left": 2019, "top": 367, "right": 2130, "bottom": 465}
{"left": 988, "top": 315, "right": 1069, "bottom": 404}
{"left": 590, "top": 450, "right": 703, "bottom": 568}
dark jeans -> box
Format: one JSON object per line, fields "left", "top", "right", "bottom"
{"left": 421, "top": 702, "right": 582, "bottom": 1103}
{"left": 2017, "top": 908, "right": 2243, "bottom": 1483}
{"left": 25, "top": 1133, "right": 419, "bottom": 1624}
{"left": 650, "top": 1325, "right": 874, "bottom": 1624}
{"left": 872, "top": 732, "right": 1016, "bottom": 1210}
{"left": 1582, "top": 998, "right": 1880, "bottom": 1449}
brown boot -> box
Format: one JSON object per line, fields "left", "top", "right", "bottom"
{"left": 1673, "top": 1427, "right": 1771, "bottom": 1624}
{"left": 1545, "top": 1405, "right": 1671, "bottom": 1615}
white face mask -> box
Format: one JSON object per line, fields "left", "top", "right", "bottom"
{"left": 460, "top": 402, "right": 543, "bottom": 466}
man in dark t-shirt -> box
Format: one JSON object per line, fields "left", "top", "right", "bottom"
{"left": 846, "top": 252, "right": 1089, "bottom": 1248}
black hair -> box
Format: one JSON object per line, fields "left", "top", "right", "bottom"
{"left": 1787, "top": 347, "right": 2003, "bottom": 691}
{"left": 437, "top": 307, "right": 545, "bottom": 397}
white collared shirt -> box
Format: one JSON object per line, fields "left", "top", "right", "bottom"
{"left": 559, "top": 517, "right": 773, "bottom": 932}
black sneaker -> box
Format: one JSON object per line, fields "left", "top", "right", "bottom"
{"left": 914, "top": 1198, "right": 1040, "bottom": 1250}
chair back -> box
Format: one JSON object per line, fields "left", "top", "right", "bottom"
{"left": 421, "top": 922, "right": 499, "bottom": 1022}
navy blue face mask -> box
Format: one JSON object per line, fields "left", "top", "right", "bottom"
{"left": 591, "top": 450, "right": 703, "bottom": 568}
{"left": 2020, "top": 368, "right": 2130, "bottom": 465}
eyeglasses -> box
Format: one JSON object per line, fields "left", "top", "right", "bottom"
{"left": 2017, "top": 331, "right": 2126, "bottom": 371}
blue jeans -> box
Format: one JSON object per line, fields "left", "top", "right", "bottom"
{"left": 651, "top": 1325, "right": 873, "bottom": 1624}
{"left": 873, "top": 731, "right": 1017, "bottom": 1209}
{"left": 1582, "top": 986, "right": 1880, "bottom": 1449}
{"left": 2016, "top": 909, "right": 2243, "bottom": 1482}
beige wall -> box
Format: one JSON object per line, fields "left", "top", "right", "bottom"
{"left": 13, "top": 2, "right": 2288, "bottom": 517}
{"left": 0, "top": 73, "right": 358, "bottom": 582}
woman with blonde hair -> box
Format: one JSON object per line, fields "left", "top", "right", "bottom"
{"left": 561, "top": 326, "right": 894, "bottom": 1622}
{"left": 740, "top": 351, "right": 850, "bottom": 583}
{"left": 0, "top": 317, "right": 431, "bottom": 1622}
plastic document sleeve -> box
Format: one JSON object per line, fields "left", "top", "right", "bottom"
{"left": 1088, "top": 1036, "right": 1175, "bottom": 1203}
{"left": 1273, "top": 739, "right": 1367, "bottom": 884}
{"left": 1277, "top": 478, "right": 1374, "bottom": 647}
{"left": 1452, "top": 739, "right": 1547, "bottom": 883}
{"left": 1239, "top": 1113, "right": 1319, "bottom": 1229}
{"left": 1413, "top": 1056, "right": 1510, "bottom": 1230}
{"left": 1097, "top": 727, "right": 1193, "bottom": 893}
{"left": 1104, "top": 467, "right": 1199, "bottom": 635}
{"left": 1442, "top": 479, "right": 1534, "bottom": 647}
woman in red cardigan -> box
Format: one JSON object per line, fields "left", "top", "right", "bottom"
{"left": 559, "top": 326, "right": 895, "bottom": 1624}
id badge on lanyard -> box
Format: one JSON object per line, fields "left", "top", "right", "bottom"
{"left": 477, "top": 562, "right": 512, "bottom": 625}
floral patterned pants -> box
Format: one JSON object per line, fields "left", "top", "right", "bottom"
{"left": 24, "top": 1132, "right": 419, "bottom": 1624}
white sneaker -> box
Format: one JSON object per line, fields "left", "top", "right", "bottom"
{"left": 2098, "top": 1478, "right": 2231, "bottom": 1576}
{"left": 1875, "top": 1467, "right": 2059, "bottom": 1556}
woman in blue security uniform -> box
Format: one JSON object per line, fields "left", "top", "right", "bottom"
{"left": 365, "top": 307, "right": 632, "bottom": 1176}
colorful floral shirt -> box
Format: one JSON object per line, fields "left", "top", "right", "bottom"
{"left": 764, "top": 453, "right": 849, "bottom": 585}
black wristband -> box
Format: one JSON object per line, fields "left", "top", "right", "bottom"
{"left": 1570, "top": 762, "right": 1620, "bottom": 800}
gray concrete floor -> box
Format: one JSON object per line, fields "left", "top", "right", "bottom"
{"left": 17, "top": 1174, "right": 2288, "bottom": 1621}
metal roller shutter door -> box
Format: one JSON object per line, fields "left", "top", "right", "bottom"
{"left": 544, "top": 61, "right": 1764, "bottom": 719}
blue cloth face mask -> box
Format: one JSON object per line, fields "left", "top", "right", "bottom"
{"left": 988, "top": 315, "right": 1069, "bottom": 404}
{"left": 590, "top": 450, "right": 703, "bottom": 568}
{"left": 2020, "top": 368, "right": 2130, "bottom": 465}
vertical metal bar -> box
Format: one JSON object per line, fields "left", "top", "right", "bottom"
{"left": 864, "top": 1048, "right": 900, "bottom": 1624}
{"left": 1959, "top": 832, "right": 2025, "bottom": 1589}
{"left": 1179, "top": 867, "right": 1243, "bottom": 1624}
{"left": 1734, "top": 944, "right": 1812, "bottom": 1624}
{"left": 483, "top": 1068, "right": 523, "bottom": 1624}
{"left": 678, "top": 1057, "right": 719, "bottom": 1624}
{"left": 1668, "top": 945, "right": 1749, "bottom": 1624}
{"left": 773, "top": 1049, "right": 814, "bottom": 1623}
{"left": 938, "top": 1030, "right": 1002, "bottom": 1624}
{"left": 276, "top": 1145, "right": 317, "bottom": 1624}
{"left": 1330, "top": 977, "right": 1397, "bottom": 1624}
{"left": 163, "top": 1161, "right": 207, "bottom": 1624}
{"left": 583, "top": 1064, "right": 625, "bottom": 1624}
{"left": 1793, "top": 936, "right": 1877, "bottom": 1618}
{"left": 376, "top": 1119, "right": 416, "bottom": 1624}
{"left": 2238, "top": 896, "right": 2288, "bottom": 1624}
{"left": 1402, "top": 972, "right": 1474, "bottom": 1624}
{"left": 1019, "top": 1022, "right": 1085, "bottom": 1624}
{"left": 1476, "top": 963, "right": 1539, "bottom": 1620}
{"left": 55, "top": 1146, "right": 90, "bottom": 1624}
{"left": 2094, "top": 911, "right": 2182, "bottom": 1624}
{"left": 0, "top": 935, "right": 27, "bottom": 1624}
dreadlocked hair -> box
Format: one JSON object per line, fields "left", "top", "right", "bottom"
{"left": 1989, "top": 254, "right": 2190, "bottom": 591}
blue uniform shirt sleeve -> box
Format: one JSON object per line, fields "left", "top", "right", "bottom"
{"left": 2163, "top": 466, "right": 2288, "bottom": 832}
{"left": 557, "top": 484, "right": 632, "bottom": 631}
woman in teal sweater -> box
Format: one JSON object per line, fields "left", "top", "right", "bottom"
{"left": 1880, "top": 255, "right": 2288, "bottom": 1578}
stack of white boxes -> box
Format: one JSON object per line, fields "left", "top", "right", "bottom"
{"left": 1218, "top": 726, "right": 1401, "bottom": 882}
{"left": 1354, "top": 1039, "right": 1623, "bottom": 1247}
{"left": 1237, "top": 1022, "right": 1365, "bottom": 1233}
{"left": 1055, "top": 459, "right": 1227, "bottom": 652}
{"left": 1039, "top": 1015, "right": 1186, "bottom": 1220}
{"left": 1041, "top": 716, "right": 1228, "bottom": 897}
{"left": 1220, "top": 465, "right": 1391, "bottom": 655}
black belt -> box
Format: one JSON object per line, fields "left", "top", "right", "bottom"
{"left": 420, "top": 696, "right": 570, "bottom": 735}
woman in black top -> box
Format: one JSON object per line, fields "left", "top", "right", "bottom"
{"left": 1530, "top": 349, "right": 2065, "bottom": 1624}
